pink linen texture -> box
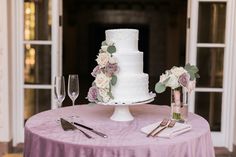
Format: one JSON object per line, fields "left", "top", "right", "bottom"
{"left": 24, "top": 104, "right": 215, "bottom": 157}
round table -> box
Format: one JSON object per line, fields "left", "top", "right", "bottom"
{"left": 24, "top": 104, "right": 215, "bottom": 157}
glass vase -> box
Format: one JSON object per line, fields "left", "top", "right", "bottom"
{"left": 171, "top": 86, "right": 188, "bottom": 122}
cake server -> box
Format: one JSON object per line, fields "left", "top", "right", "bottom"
{"left": 74, "top": 122, "right": 108, "bottom": 138}
{"left": 60, "top": 118, "right": 93, "bottom": 139}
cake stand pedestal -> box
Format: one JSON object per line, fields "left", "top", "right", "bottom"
{"left": 107, "top": 95, "right": 155, "bottom": 121}
{"left": 98, "top": 93, "right": 156, "bottom": 122}
{"left": 110, "top": 105, "right": 134, "bottom": 121}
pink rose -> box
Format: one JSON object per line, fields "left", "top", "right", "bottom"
{"left": 105, "top": 63, "right": 118, "bottom": 77}
{"left": 96, "top": 52, "right": 111, "bottom": 68}
{"left": 178, "top": 73, "right": 190, "bottom": 87}
{"left": 91, "top": 65, "right": 101, "bottom": 77}
{"left": 87, "top": 86, "right": 98, "bottom": 102}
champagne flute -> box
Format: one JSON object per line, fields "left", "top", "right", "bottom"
{"left": 54, "top": 76, "right": 66, "bottom": 123}
{"left": 68, "top": 74, "right": 79, "bottom": 122}
{"left": 54, "top": 76, "right": 66, "bottom": 108}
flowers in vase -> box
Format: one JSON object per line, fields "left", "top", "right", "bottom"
{"left": 155, "top": 63, "right": 200, "bottom": 93}
{"left": 87, "top": 41, "right": 119, "bottom": 103}
{"left": 155, "top": 63, "right": 200, "bottom": 121}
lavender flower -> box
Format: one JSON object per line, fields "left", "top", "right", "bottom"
{"left": 104, "top": 63, "right": 118, "bottom": 77}
{"left": 178, "top": 73, "right": 190, "bottom": 87}
{"left": 87, "top": 86, "right": 98, "bottom": 102}
{"left": 91, "top": 65, "right": 101, "bottom": 77}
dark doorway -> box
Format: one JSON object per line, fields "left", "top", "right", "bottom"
{"left": 63, "top": 0, "right": 187, "bottom": 106}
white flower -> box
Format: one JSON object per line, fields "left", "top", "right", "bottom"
{"left": 109, "top": 56, "right": 117, "bottom": 64}
{"left": 165, "top": 74, "right": 180, "bottom": 89}
{"left": 99, "top": 88, "right": 110, "bottom": 102}
{"left": 170, "top": 67, "right": 187, "bottom": 77}
{"left": 94, "top": 72, "right": 111, "bottom": 89}
{"left": 160, "top": 71, "right": 169, "bottom": 82}
{"left": 101, "top": 45, "right": 108, "bottom": 52}
{"left": 96, "top": 52, "right": 111, "bottom": 68}
{"left": 106, "top": 40, "right": 113, "bottom": 46}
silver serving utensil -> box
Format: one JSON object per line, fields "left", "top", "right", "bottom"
{"left": 60, "top": 118, "right": 93, "bottom": 139}
{"left": 152, "top": 120, "right": 176, "bottom": 137}
{"left": 147, "top": 118, "right": 169, "bottom": 137}
{"left": 73, "top": 122, "right": 108, "bottom": 138}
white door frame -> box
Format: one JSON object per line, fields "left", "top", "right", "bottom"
{"left": 0, "top": 0, "right": 11, "bottom": 142}
{"left": 12, "top": 0, "right": 62, "bottom": 145}
{"left": 187, "top": 0, "right": 236, "bottom": 151}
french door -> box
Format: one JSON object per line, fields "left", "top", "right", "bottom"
{"left": 187, "top": 0, "right": 236, "bottom": 151}
{"left": 13, "top": 0, "right": 62, "bottom": 145}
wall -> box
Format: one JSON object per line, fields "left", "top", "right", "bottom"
{"left": 0, "top": 0, "right": 12, "bottom": 142}
{"left": 234, "top": 0, "right": 236, "bottom": 148}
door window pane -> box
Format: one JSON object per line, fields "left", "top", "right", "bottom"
{"left": 24, "top": 44, "right": 51, "bottom": 84}
{"left": 195, "top": 92, "right": 222, "bottom": 131}
{"left": 197, "top": 2, "right": 226, "bottom": 43}
{"left": 24, "top": 0, "right": 52, "bottom": 40}
{"left": 24, "top": 89, "right": 51, "bottom": 121}
{"left": 196, "top": 48, "right": 224, "bottom": 88}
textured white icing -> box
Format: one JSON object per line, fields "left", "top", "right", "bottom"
{"left": 104, "top": 29, "right": 152, "bottom": 104}
{"left": 110, "top": 74, "right": 150, "bottom": 103}
{"left": 113, "top": 51, "right": 143, "bottom": 74}
{"left": 105, "top": 29, "right": 138, "bottom": 52}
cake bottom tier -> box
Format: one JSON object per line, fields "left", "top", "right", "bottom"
{"left": 110, "top": 73, "right": 151, "bottom": 104}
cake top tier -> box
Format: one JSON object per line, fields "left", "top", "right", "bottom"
{"left": 105, "top": 29, "right": 139, "bottom": 52}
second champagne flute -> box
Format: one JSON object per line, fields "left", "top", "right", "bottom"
{"left": 68, "top": 74, "right": 79, "bottom": 108}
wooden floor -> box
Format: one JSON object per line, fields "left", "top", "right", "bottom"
{"left": 2, "top": 154, "right": 22, "bottom": 157}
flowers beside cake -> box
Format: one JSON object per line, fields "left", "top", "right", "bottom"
{"left": 155, "top": 64, "right": 200, "bottom": 121}
{"left": 87, "top": 41, "right": 118, "bottom": 103}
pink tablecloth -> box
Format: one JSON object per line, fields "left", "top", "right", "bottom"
{"left": 24, "top": 104, "right": 215, "bottom": 157}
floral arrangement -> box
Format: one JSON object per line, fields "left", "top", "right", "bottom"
{"left": 155, "top": 63, "right": 200, "bottom": 93}
{"left": 87, "top": 41, "right": 118, "bottom": 103}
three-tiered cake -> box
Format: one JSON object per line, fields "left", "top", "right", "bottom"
{"left": 87, "top": 29, "right": 155, "bottom": 104}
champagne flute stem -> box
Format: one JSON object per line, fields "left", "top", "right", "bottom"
{"left": 72, "top": 99, "right": 75, "bottom": 124}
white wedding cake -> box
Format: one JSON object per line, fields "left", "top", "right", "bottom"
{"left": 87, "top": 29, "right": 155, "bottom": 104}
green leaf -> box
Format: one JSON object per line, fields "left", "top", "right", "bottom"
{"left": 155, "top": 82, "right": 166, "bottom": 93}
{"left": 191, "top": 66, "right": 199, "bottom": 73}
{"left": 185, "top": 63, "right": 199, "bottom": 73}
{"left": 163, "top": 77, "right": 170, "bottom": 84}
{"left": 92, "top": 82, "right": 96, "bottom": 86}
{"left": 195, "top": 73, "right": 200, "bottom": 78}
{"left": 189, "top": 72, "right": 195, "bottom": 80}
{"left": 102, "top": 41, "right": 107, "bottom": 46}
{"left": 184, "top": 63, "right": 191, "bottom": 71}
{"left": 97, "top": 94, "right": 103, "bottom": 102}
{"left": 108, "top": 91, "right": 114, "bottom": 99}
{"left": 111, "top": 75, "right": 117, "bottom": 85}
{"left": 107, "top": 45, "right": 116, "bottom": 54}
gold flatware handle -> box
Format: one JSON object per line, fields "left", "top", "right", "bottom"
{"left": 147, "top": 125, "right": 161, "bottom": 137}
{"left": 152, "top": 126, "right": 167, "bottom": 137}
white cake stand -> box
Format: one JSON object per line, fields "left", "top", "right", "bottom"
{"left": 98, "top": 93, "right": 156, "bottom": 122}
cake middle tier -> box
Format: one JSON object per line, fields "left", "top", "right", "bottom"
{"left": 113, "top": 51, "right": 143, "bottom": 74}
{"left": 111, "top": 73, "right": 150, "bottom": 103}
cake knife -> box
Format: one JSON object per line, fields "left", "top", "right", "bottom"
{"left": 74, "top": 122, "right": 108, "bottom": 138}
